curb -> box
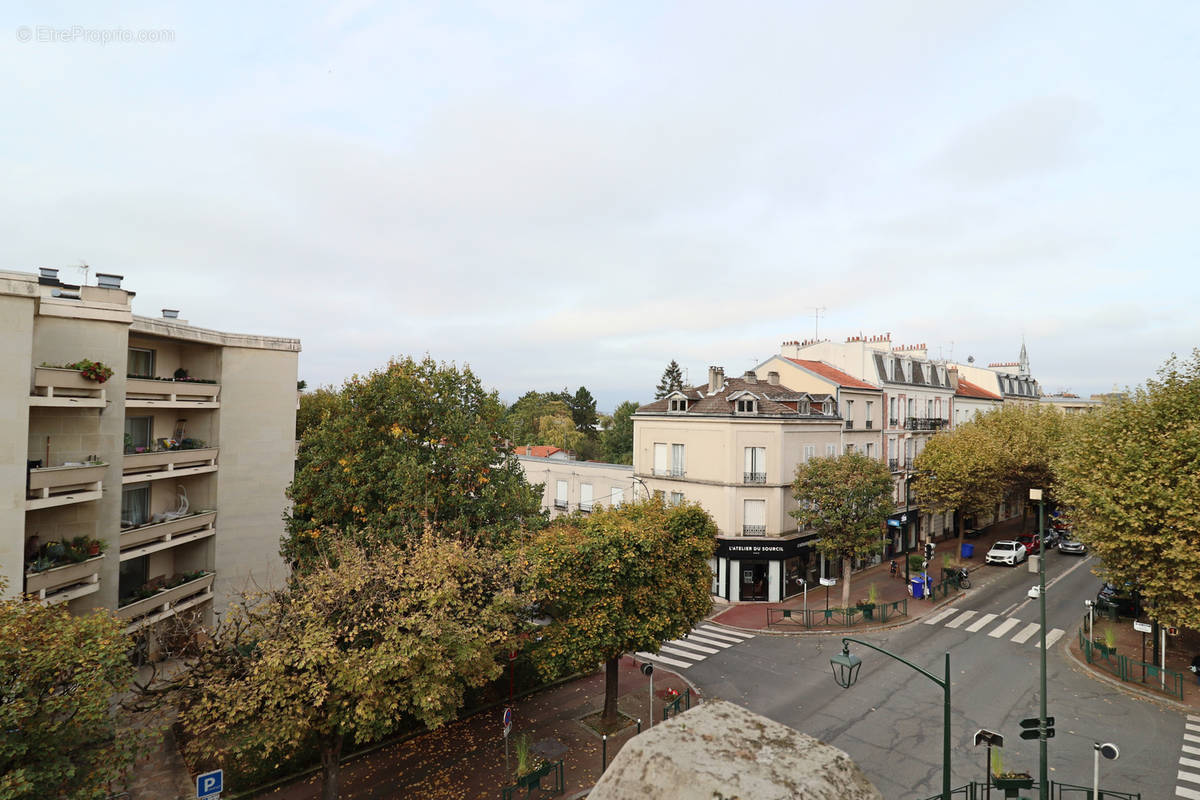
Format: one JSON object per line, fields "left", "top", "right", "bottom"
{"left": 705, "top": 591, "right": 962, "bottom": 637}
{"left": 1063, "top": 634, "right": 1193, "bottom": 714}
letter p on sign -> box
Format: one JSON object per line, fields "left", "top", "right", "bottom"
{"left": 197, "top": 769, "right": 223, "bottom": 798}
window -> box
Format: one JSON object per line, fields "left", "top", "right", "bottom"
{"left": 124, "top": 416, "right": 153, "bottom": 453}
{"left": 121, "top": 484, "right": 150, "bottom": 528}
{"left": 803, "top": 445, "right": 816, "bottom": 463}
{"left": 669, "top": 398, "right": 687, "bottom": 412}
{"left": 580, "top": 483, "right": 593, "bottom": 512}
{"left": 554, "top": 480, "right": 568, "bottom": 510}
{"left": 611, "top": 487, "right": 624, "bottom": 507}
{"left": 927, "top": 399, "right": 933, "bottom": 418}
{"left": 744, "top": 447, "right": 766, "bottom": 483}
{"left": 866, "top": 442, "right": 874, "bottom": 459}
{"left": 889, "top": 396, "right": 897, "bottom": 425}
{"left": 865, "top": 401, "right": 873, "bottom": 429}
{"left": 735, "top": 398, "right": 756, "bottom": 413}
{"left": 822, "top": 400, "right": 833, "bottom": 415}
{"left": 845, "top": 443, "right": 855, "bottom": 454}
{"left": 670, "top": 491, "right": 684, "bottom": 507}
{"left": 743, "top": 499, "right": 766, "bottom": 536}
{"left": 118, "top": 555, "right": 148, "bottom": 604}
{"left": 844, "top": 399, "right": 853, "bottom": 422}
{"left": 653, "top": 443, "right": 668, "bottom": 476}
{"left": 907, "top": 398, "right": 915, "bottom": 419}
{"left": 826, "top": 444, "right": 837, "bottom": 457}
{"left": 670, "top": 444, "right": 686, "bottom": 477}
{"left": 127, "top": 347, "right": 155, "bottom": 378}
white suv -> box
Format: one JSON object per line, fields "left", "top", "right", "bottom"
{"left": 986, "top": 540, "right": 1028, "bottom": 566}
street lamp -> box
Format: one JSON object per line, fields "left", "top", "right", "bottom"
{"left": 1030, "top": 488, "right": 1050, "bottom": 800}
{"left": 1093, "top": 742, "right": 1119, "bottom": 800}
{"left": 830, "top": 638, "right": 952, "bottom": 800}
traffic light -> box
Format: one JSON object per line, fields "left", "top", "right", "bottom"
{"left": 924, "top": 542, "right": 935, "bottom": 560}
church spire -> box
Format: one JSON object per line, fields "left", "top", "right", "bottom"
{"left": 1018, "top": 340, "right": 1030, "bottom": 377}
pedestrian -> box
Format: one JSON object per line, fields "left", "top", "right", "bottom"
{"left": 1191, "top": 654, "right": 1200, "bottom": 685}
{"left": 889, "top": 560, "right": 897, "bottom": 580}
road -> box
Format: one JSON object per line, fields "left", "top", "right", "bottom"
{"left": 685, "top": 551, "right": 1184, "bottom": 799}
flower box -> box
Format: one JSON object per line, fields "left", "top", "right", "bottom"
{"left": 117, "top": 572, "right": 214, "bottom": 621}
{"left": 28, "top": 462, "right": 106, "bottom": 493}
{"left": 120, "top": 510, "right": 217, "bottom": 549}
{"left": 25, "top": 555, "right": 104, "bottom": 597}
{"left": 993, "top": 774, "right": 1035, "bottom": 792}
{"left": 122, "top": 447, "right": 218, "bottom": 479}
{"left": 33, "top": 366, "right": 95, "bottom": 392}
{"left": 125, "top": 377, "right": 220, "bottom": 406}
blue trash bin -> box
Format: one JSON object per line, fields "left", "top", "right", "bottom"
{"left": 910, "top": 577, "right": 924, "bottom": 599}
{"left": 961, "top": 542, "right": 975, "bottom": 559}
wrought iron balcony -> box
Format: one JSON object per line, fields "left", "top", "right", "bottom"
{"left": 654, "top": 467, "right": 686, "bottom": 478}
{"left": 579, "top": 502, "right": 593, "bottom": 513}
{"left": 844, "top": 420, "right": 855, "bottom": 430}
{"left": 744, "top": 471, "right": 767, "bottom": 484}
{"left": 742, "top": 525, "right": 767, "bottom": 536}
{"left": 553, "top": 500, "right": 568, "bottom": 510}
{"left": 906, "top": 417, "right": 948, "bottom": 431}
{"left": 888, "top": 458, "right": 900, "bottom": 472}
{"left": 889, "top": 418, "right": 899, "bottom": 427}
{"left": 865, "top": 420, "right": 873, "bottom": 429}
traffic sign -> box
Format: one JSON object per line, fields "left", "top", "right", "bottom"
{"left": 973, "top": 729, "right": 1004, "bottom": 747}
{"left": 1167, "top": 626, "right": 1179, "bottom": 636}
{"left": 1020, "top": 727, "right": 1055, "bottom": 740}
{"left": 1133, "top": 621, "right": 1152, "bottom": 633}
{"left": 502, "top": 707, "right": 512, "bottom": 738}
{"left": 196, "top": 769, "right": 223, "bottom": 799}
{"left": 1019, "top": 716, "right": 1053, "bottom": 728}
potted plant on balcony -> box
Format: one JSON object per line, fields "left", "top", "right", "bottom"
{"left": 62, "top": 358, "right": 114, "bottom": 383}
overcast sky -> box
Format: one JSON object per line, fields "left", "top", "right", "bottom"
{"left": 4, "top": 1, "right": 1198, "bottom": 411}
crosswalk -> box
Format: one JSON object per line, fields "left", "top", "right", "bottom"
{"left": 1178, "top": 714, "right": 1200, "bottom": 799}
{"left": 924, "top": 607, "right": 1066, "bottom": 649}
{"left": 635, "top": 623, "right": 754, "bottom": 670}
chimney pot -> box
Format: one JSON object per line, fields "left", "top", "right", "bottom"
{"left": 96, "top": 273, "right": 123, "bottom": 289}
{"left": 744, "top": 370, "right": 757, "bottom": 384}
{"left": 768, "top": 371, "right": 780, "bottom": 386}
{"left": 708, "top": 366, "right": 725, "bottom": 394}
{"left": 162, "top": 308, "right": 180, "bottom": 319}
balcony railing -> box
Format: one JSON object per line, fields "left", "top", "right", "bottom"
{"left": 120, "top": 510, "right": 217, "bottom": 553}
{"left": 888, "top": 458, "right": 900, "bottom": 472}
{"left": 865, "top": 420, "right": 873, "bottom": 429}
{"left": 579, "top": 502, "right": 593, "bottom": 513}
{"left": 742, "top": 525, "right": 767, "bottom": 536}
{"left": 122, "top": 447, "right": 218, "bottom": 484}
{"left": 117, "top": 572, "right": 215, "bottom": 632}
{"left": 24, "top": 555, "right": 103, "bottom": 605}
{"left": 889, "top": 418, "right": 899, "bottom": 428}
{"left": 744, "top": 472, "right": 767, "bottom": 484}
{"left": 26, "top": 462, "right": 106, "bottom": 510}
{"left": 125, "top": 377, "right": 221, "bottom": 408}
{"left": 906, "top": 417, "right": 948, "bottom": 431}
{"left": 29, "top": 367, "right": 107, "bottom": 408}
{"left": 844, "top": 420, "right": 854, "bottom": 430}
{"left": 553, "top": 500, "right": 568, "bottom": 510}
{"left": 653, "top": 468, "right": 687, "bottom": 478}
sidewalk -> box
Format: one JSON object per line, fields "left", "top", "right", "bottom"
{"left": 260, "top": 655, "right": 693, "bottom": 800}
{"left": 711, "top": 516, "right": 1027, "bottom": 632}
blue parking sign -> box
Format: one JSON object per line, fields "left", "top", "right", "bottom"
{"left": 196, "top": 769, "right": 223, "bottom": 798}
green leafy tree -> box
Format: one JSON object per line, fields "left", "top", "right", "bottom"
{"left": 912, "top": 423, "right": 1006, "bottom": 561}
{"left": 975, "top": 404, "right": 1068, "bottom": 520}
{"left": 654, "top": 360, "right": 685, "bottom": 399}
{"left": 565, "top": 386, "right": 599, "bottom": 435}
{"left": 284, "top": 356, "right": 544, "bottom": 562}
{"left": 1055, "top": 351, "right": 1200, "bottom": 629}
{"left": 602, "top": 400, "right": 638, "bottom": 465}
{"left": 296, "top": 386, "right": 341, "bottom": 441}
{"left": 504, "top": 391, "right": 568, "bottom": 445}
{"left": 791, "top": 453, "right": 894, "bottom": 609}
{"left": 172, "top": 535, "right": 521, "bottom": 800}
{"left": 536, "top": 413, "right": 584, "bottom": 454}
{"left": 522, "top": 500, "right": 715, "bottom": 728}
{"left": 0, "top": 595, "right": 145, "bottom": 800}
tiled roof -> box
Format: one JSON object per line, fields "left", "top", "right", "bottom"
{"left": 784, "top": 358, "right": 879, "bottom": 390}
{"left": 955, "top": 378, "right": 1001, "bottom": 400}
{"left": 511, "top": 445, "right": 565, "bottom": 458}
{"left": 636, "top": 377, "right": 837, "bottom": 418}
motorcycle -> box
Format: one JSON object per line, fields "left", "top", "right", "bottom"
{"left": 955, "top": 567, "right": 971, "bottom": 589}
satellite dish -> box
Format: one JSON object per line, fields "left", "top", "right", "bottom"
{"left": 967, "top": 355, "right": 975, "bottom": 364}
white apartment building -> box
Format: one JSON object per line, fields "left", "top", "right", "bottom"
{"left": 2, "top": 268, "right": 298, "bottom": 657}
{"left": 516, "top": 454, "right": 635, "bottom": 519}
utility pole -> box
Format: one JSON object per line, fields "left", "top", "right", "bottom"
{"left": 1031, "top": 489, "right": 1050, "bottom": 800}
{"left": 811, "top": 306, "right": 826, "bottom": 340}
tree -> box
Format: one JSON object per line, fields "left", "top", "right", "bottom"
{"left": 654, "top": 360, "right": 685, "bottom": 399}
{"left": 296, "top": 386, "right": 341, "bottom": 441}
{"left": 284, "top": 356, "right": 544, "bottom": 562}
{"left": 912, "top": 423, "right": 1006, "bottom": 563}
{"left": 0, "top": 595, "right": 145, "bottom": 800}
{"left": 565, "top": 386, "right": 599, "bottom": 435}
{"left": 171, "top": 535, "right": 521, "bottom": 800}
{"left": 791, "top": 453, "right": 894, "bottom": 610}
{"left": 974, "top": 404, "right": 1068, "bottom": 520}
{"left": 504, "top": 391, "right": 568, "bottom": 445}
{"left": 602, "top": 401, "right": 638, "bottom": 465}
{"left": 1054, "top": 351, "right": 1200, "bottom": 629}
{"left": 522, "top": 500, "right": 714, "bottom": 728}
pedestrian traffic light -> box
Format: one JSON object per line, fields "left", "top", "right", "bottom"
{"left": 924, "top": 542, "right": 935, "bottom": 560}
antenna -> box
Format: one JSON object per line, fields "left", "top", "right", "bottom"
{"left": 811, "top": 306, "right": 826, "bottom": 340}
{"left": 76, "top": 261, "right": 90, "bottom": 286}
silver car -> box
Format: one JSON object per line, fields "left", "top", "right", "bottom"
{"left": 1057, "top": 538, "right": 1086, "bottom": 555}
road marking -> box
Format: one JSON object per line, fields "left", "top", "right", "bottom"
{"left": 1011, "top": 623, "right": 1041, "bottom": 644}
{"left": 1180, "top": 770, "right": 1200, "bottom": 786}
{"left": 999, "top": 602, "right": 1019, "bottom": 617}
{"left": 1176, "top": 784, "right": 1200, "bottom": 799}
{"left": 667, "top": 639, "right": 719, "bottom": 655}
{"left": 1183, "top": 744, "right": 1200, "bottom": 757}
{"left": 924, "top": 607, "right": 960, "bottom": 625}
{"left": 635, "top": 651, "right": 692, "bottom": 669}
{"left": 989, "top": 618, "right": 1022, "bottom": 638}
{"left": 684, "top": 633, "right": 733, "bottom": 648}
{"left": 1181, "top": 756, "right": 1200, "bottom": 770}
{"left": 1188, "top": 722, "right": 1200, "bottom": 733}
{"left": 657, "top": 645, "right": 704, "bottom": 661}
{"left": 696, "top": 625, "right": 753, "bottom": 641}
{"left": 966, "top": 613, "right": 998, "bottom": 632}
{"left": 1037, "top": 628, "right": 1066, "bottom": 649}
{"left": 1045, "top": 553, "right": 1094, "bottom": 589}
{"left": 945, "top": 610, "right": 977, "bottom": 629}
{"left": 1185, "top": 733, "right": 1200, "bottom": 744}
{"left": 1190, "top": 714, "right": 1200, "bottom": 722}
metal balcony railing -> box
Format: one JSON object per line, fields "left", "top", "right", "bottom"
{"left": 865, "top": 420, "right": 873, "bottom": 429}
{"left": 742, "top": 525, "right": 767, "bottom": 536}
{"left": 887, "top": 458, "right": 900, "bottom": 472}
{"left": 553, "top": 500, "right": 568, "bottom": 510}
{"left": 579, "top": 502, "right": 593, "bottom": 513}
{"left": 905, "top": 417, "right": 948, "bottom": 431}
{"left": 844, "top": 420, "right": 854, "bottom": 430}
{"left": 889, "top": 418, "right": 899, "bottom": 427}
{"left": 744, "top": 472, "right": 766, "bottom": 484}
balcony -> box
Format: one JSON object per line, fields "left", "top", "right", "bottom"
{"left": 553, "top": 499, "right": 568, "bottom": 511}
{"left": 888, "top": 458, "right": 900, "bottom": 472}
{"left": 653, "top": 468, "right": 686, "bottom": 478}
{"left": 844, "top": 420, "right": 854, "bottom": 430}
{"left": 742, "top": 525, "right": 767, "bottom": 536}
{"left": 29, "top": 367, "right": 107, "bottom": 408}
{"left": 125, "top": 377, "right": 220, "bottom": 409}
{"left": 744, "top": 472, "right": 767, "bottom": 485}
{"left": 24, "top": 556, "right": 103, "bottom": 605}
{"left": 26, "top": 462, "right": 106, "bottom": 510}
{"left": 905, "top": 417, "right": 948, "bottom": 432}
{"left": 579, "top": 502, "right": 593, "bottom": 513}
{"left": 865, "top": 420, "right": 873, "bottom": 429}
{"left": 120, "top": 510, "right": 217, "bottom": 555}
{"left": 117, "top": 571, "right": 215, "bottom": 632}
{"left": 123, "top": 447, "right": 218, "bottom": 484}
{"left": 888, "top": 418, "right": 899, "bottom": 428}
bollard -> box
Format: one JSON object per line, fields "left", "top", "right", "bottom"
{"left": 601, "top": 734, "right": 607, "bottom": 772}
{"left": 637, "top": 718, "right": 642, "bottom": 734}
{"left": 685, "top": 688, "right": 691, "bottom": 710}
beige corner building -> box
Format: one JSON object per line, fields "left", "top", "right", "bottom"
{"left": 1, "top": 268, "right": 298, "bottom": 655}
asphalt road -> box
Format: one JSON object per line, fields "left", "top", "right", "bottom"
{"left": 687, "top": 552, "right": 1184, "bottom": 799}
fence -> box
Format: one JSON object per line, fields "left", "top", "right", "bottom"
{"left": 662, "top": 687, "right": 693, "bottom": 721}
{"left": 1077, "top": 627, "right": 1185, "bottom": 700}
{"left": 918, "top": 780, "right": 1141, "bottom": 799}
{"left": 767, "top": 598, "right": 908, "bottom": 629}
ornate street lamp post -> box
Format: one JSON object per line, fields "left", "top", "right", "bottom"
{"left": 831, "top": 637, "right": 952, "bottom": 800}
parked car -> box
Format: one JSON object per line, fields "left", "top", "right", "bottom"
{"left": 986, "top": 540, "right": 1028, "bottom": 566}
{"left": 1015, "top": 533, "right": 1042, "bottom": 556}
{"left": 1097, "top": 583, "right": 1143, "bottom": 617}
{"left": 1040, "top": 528, "right": 1060, "bottom": 548}
{"left": 1057, "top": 537, "right": 1086, "bottom": 555}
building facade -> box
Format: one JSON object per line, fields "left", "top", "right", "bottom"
{"left": 2, "top": 268, "right": 298, "bottom": 655}
{"left": 515, "top": 453, "right": 635, "bottom": 520}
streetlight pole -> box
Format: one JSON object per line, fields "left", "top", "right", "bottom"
{"left": 830, "top": 637, "right": 952, "bottom": 800}
{"left": 1030, "top": 488, "right": 1049, "bottom": 800}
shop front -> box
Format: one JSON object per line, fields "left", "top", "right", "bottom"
{"left": 714, "top": 536, "right": 815, "bottom": 603}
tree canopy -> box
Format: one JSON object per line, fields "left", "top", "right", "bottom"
{"left": 565, "top": 386, "right": 599, "bottom": 435}
{"left": 1054, "top": 351, "right": 1200, "bottom": 629}
{"left": 521, "top": 500, "right": 715, "bottom": 727}
{"left": 296, "top": 385, "right": 341, "bottom": 441}
{"left": 912, "top": 422, "right": 1007, "bottom": 556}
{"left": 0, "top": 595, "right": 144, "bottom": 800}
{"left": 601, "top": 400, "right": 638, "bottom": 465}
{"left": 654, "top": 360, "right": 685, "bottom": 399}
{"left": 791, "top": 453, "right": 894, "bottom": 609}
{"left": 284, "top": 356, "right": 544, "bottom": 562}
{"left": 173, "top": 535, "right": 521, "bottom": 800}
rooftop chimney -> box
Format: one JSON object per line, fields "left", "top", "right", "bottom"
{"left": 743, "top": 370, "right": 757, "bottom": 384}
{"left": 162, "top": 309, "right": 180, "bottom": 319}
{"left": 707, "top": 366, "right": 725, "bottom": 395}
{"left": 767, "top": 371, "right": 780, "bottom": 386}
{"left": 96, "top": 273, "right": 123, "bottom": 289}
{"left": 38, "top": 267, "right": 58, "bottom": 280}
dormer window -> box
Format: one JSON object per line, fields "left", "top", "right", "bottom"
{"left": 822, "top": 400, "right": 833, "bottom": 415}
{"left": 735, "top": 398, "right": 757, "bottom": 413}
{"left": 669, "top": 398, "right": 688, "bottom": 412}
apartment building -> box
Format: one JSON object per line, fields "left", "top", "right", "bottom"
{"left": 633, "top": 366, "right": 844, "bottom": 603}
{"left": 948, "top": 342, "right": 1041, "bottom": 406}
{"left": 515, "top": 453, "right": 635, "bottom": 519}
{"left": 1040, "top": 392, "right": 1103, "bottom": 415}
{"left": 948, "top": 367, "right": 1003, "bottom": 426}
{"left": 2, "top": 267, "right": 298, "bottom": 655}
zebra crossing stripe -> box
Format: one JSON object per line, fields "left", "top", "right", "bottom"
{"left": 923, "top": 607, "right": 960, "bottom": 625}
{"left": 697, "top": 624, "right": 754, "bottom": 640}
{"left": 1011, "top": 623, "right": 1041, "bottom": 644}
{"left": 658, "top": 645, "right": 704, "bottom": 661}
{"left": 1188, "top": 722, "right": 1200, "bottom": 733}
{"left": 989, "top": 618, "right": 1022, "bottom": 638}
{"left": 945, "top": 610, "right": 977, "bottom": 629}
{"left": 966, "top": 613, "right": 998, "bottom": 632}
{"left": 1179, "top": 770, "right": 1200, "bottom": 785}
{"left": 684, "top": 633, "right": 733, "bottom": 648}
{"left": 667, "top": 639, "right": 719, "bottom": 655}
{"left": 1037, "top": 629, "right": 1066, "bottom": 649}
{"left": 1185, "top": 733, "right": 1200, "bottom": 744}
{"left": 1190, "top": 714, "right": 1200, "bottom": 722}
{"left": 1183, "top": 745, "right": 1200, "bottom": 757}
{"left": 635, "top": 651, "right": 693, "bottom": 669}
{"left": 1181, "top": 756, "right": 1200, "bottom": 770}
{"left": 1176, "top": 784, "right": 1200, "bottom": 799}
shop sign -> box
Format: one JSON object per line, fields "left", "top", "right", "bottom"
{"left": 716, "top": 538, "right": 809, "bottom": 560}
